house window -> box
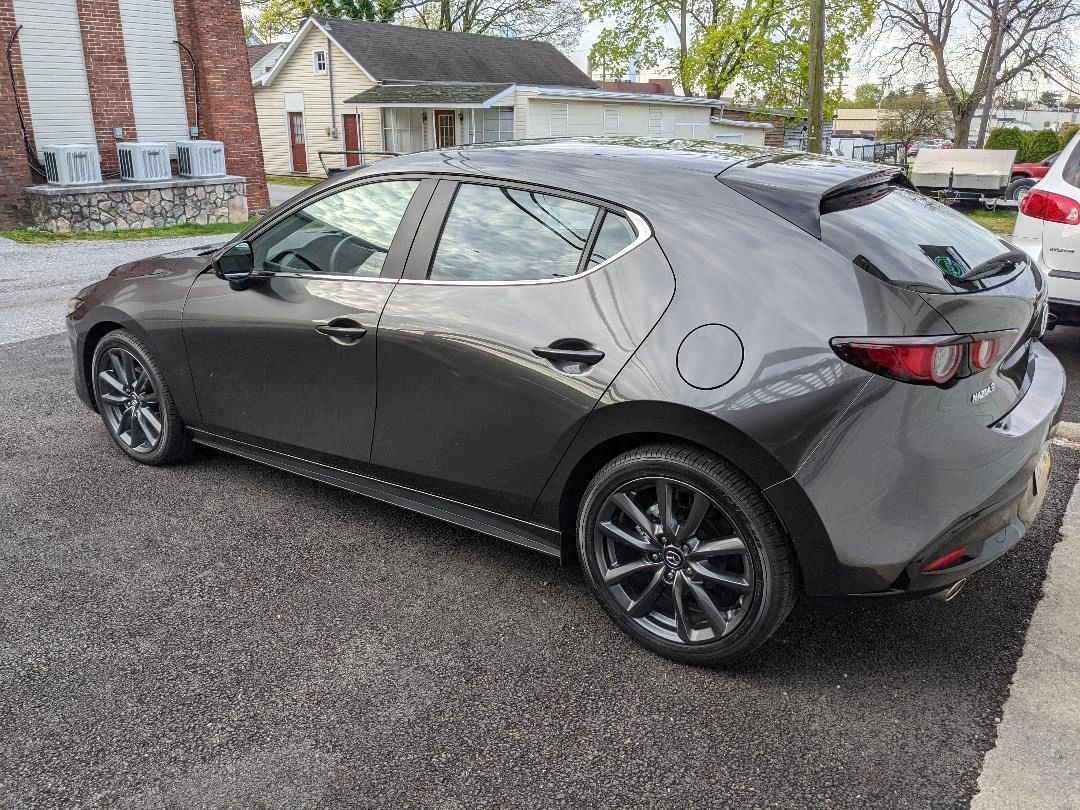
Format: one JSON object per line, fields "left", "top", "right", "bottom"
{"left": 313, "top": 50, "right": 327, "bottom": 75}
{"left": 382, "top": 108, "right": 425, "bottom": 154}
{"left": 649, "top": 106, "right": 663, "bottom": 136}
{"left": 476, "top": 107, "right": 515, "bottom": 143}
{"left": 604, "top": 105, "right": 620, "bottom": 135}
{"left": 550, "top": 103, "right": 568, "bottom": 137}
{"left": 713, "top": 133, "right": 745, "bottom": 144}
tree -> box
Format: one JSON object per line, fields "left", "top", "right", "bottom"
{"left": 877, "top": 93, "right": 952, "bottom": 143}
{"left": 401, "top": 0, "right": 584, "bottom": 49}
{"left": 584, "top": 0, "right": 873, "bottom": 101}
{"left": 1063, "top": 126, "right": 1079, "bottom": 145}
{"left": 985, "top": 126, "right": 1024, "bottom": 153}
{"left": 869, "top": 0, "right": 1080, "bottom": 148}
{"left": 853, "top": 81, "right": 882, "bottom": 107}
{"left": 1040, "top": 90, "right": 1061, "bottom": 108}
{"left": 247, "top": 0, "right": 401, "bottom": 41}
{"left": 1025, "top": 128, "right": 1061, "bottom": 161}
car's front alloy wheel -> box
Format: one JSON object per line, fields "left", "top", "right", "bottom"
{"left": 91, "top": 329, "right": 193, "bottom": 465}
{"left": 578, "top": 444, "right": 798, "bottom": 665}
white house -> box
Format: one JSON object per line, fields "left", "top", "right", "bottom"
{"left": 253, "top": 17, "right": 770, "bottom": 176}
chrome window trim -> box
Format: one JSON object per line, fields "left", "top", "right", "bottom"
{"left": 404, "top": 209, "right": 652, "bottom": 287}
{"left": 246, "top": 210, "right": 653, "bottom": 287}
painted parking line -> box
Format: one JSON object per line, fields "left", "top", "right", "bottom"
{"left": 973, "top": 440, "right": 1080, "bottom": 809}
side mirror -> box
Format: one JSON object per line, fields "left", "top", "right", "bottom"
{"left": 213, "top": 242, "right": 254, "bottom": 289}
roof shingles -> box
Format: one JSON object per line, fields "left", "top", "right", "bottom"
{"left": 314, "top": 17, "right": 595, "bottom": 88}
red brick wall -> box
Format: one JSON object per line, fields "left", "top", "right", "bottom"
{"left": 0, "top": 0, "right": 37, "bottom": 227}
{"left": 175, "top": 0, "right": 269, "bottom": 211}
{"left": 76, "top": 0, "right": 136, "bottom": 174}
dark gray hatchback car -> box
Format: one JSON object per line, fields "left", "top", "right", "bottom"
{"left": 67, "top": 139, "right": 1064, "bottom": 664}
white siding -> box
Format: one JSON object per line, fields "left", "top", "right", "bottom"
{"left": 118, "top": 0, "right": 190, "bottom": 145}
{"left": 12, "top": 0, "right": 95, "bottom": 153}
{"left": 649, "top": 106, "right": 663, "bottom": 136}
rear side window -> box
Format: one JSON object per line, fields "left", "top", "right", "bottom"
{"left": 821, "top": 185, "right": 1017, "bottom": 293}
{"left": 587, "top": 212, "right": 637, "bottom": 267}
{"left": 429, "top": 184, "right": 597, "bottom": 281}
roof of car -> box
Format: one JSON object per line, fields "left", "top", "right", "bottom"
{"left": 364, "top": 137, "right": 769, "bottom": 182}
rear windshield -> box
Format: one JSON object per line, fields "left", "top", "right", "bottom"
{"left": 821, "top": 185, "right": 1020, "bottom": 294}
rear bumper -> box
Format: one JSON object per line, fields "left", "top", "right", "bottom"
{"left": 791, "top": 340, "right": 1064, "bottom": 597}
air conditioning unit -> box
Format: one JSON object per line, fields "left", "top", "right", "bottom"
{"left": 176, "top": 140, "right": 226, "bottom": 178}
{"left": 117, "top": 142, "right": 171, "bottom": 182}
{"left": 42, "top": 144, "right": 102, "bottom": 186}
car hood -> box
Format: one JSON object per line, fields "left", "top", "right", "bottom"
{"left": 106, "top": 241, "right": 227, "bottom": 281}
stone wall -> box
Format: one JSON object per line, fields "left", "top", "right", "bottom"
{"left": 26, "top": 177, "right": 248, "bottom": 233}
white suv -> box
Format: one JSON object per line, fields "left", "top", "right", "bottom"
{"left": 1013, "top": 134, "right": 1080, "bottom": 326}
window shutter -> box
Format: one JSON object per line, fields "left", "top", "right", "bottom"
{"left": 649, "top": 106, "right": 663, "bottom": 136}
{"left": 550, "top": 103, "right": 568, "bottom": 137}
{"left": 604, "top": 105, "right": 620, "bottom": 135}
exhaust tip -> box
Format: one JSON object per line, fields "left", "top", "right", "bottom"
{"left": 933, "top": 579, "right": 968, "bottom": 603}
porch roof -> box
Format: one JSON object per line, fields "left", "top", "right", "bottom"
{"left": 344, "top": 82, "right": 515, "bottom": 108}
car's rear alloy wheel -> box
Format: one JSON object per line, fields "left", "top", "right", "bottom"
{"left": 91, "top": 329, "right": 193, "bottom": 465}
{"left": 578, "top": 444, "right": 798, "bottom": 665}
{"left": 592, "top": 477, "right": 754, "bottom": 644}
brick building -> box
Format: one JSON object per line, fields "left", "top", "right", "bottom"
{"left": 0, "top": 0, "right": 268, "bottom": 229}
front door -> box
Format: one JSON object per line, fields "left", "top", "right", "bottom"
{"left": 182, "top": 178, "right": 433, "bottom": 467}
{"left": 342, "top": 113, "right": 361, "bottom": 167}
{"left": 371, "top": 179, "right": 673, "bottom": 517}
{"left": 434, "top": 109, "right": 456, "bottom": 148}
{"left": 288, "top": 111, "right": 307, "bottom": 173}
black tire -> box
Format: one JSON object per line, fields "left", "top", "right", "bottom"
{"left": 1006, "top": 176, "right": 1036, "bottom": 201}
{"left": 90, "top": 329, "right": 194, "bottom": 465}
{"left": 577, "top": 443, "right": 798, "bottom": 665}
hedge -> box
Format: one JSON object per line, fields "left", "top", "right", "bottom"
{"left": 986, "top": 126, "right": 1061, "bottom": 163}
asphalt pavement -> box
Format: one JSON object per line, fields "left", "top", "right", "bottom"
{"left": 1, "top": 327, "right": 1078, "bottom": 807}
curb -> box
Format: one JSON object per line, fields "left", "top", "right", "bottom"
{"left": 972, "top": 463, "right": 1080, "bottom": 808}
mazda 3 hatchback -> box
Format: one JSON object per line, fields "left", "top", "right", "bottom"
{"left": 67, "top": 139, "right": 1063, "bottom": 665}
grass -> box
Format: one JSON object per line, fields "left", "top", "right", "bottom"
{"left": 0, "top": 219, "right": 257, "bottom": 245}
{"left": 964, "top": 207, "right": 1018, "bottom": 236}
{"left": 266, "top": 174, "right": 322, "bottom": 187}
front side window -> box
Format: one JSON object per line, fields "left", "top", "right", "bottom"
{"left": 253, "top": 180, "right": 419, "bottom": 277}
{"left": 429, "top": 184, "right": 599, "bottom": 282}
{"left": 313, "top": 50, "right": 327, "bottom": 75}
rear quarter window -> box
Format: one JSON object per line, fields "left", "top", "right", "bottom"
{"left": 1062, "top": 145, "right": 1080, "bottom": 189}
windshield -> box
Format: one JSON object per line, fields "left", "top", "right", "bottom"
{"left": 821, "top": 185, "right": 1020, "bottom": 294}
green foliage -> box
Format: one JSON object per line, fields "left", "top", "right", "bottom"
{"left": 1039, "top": 90, "right": 1061, "bottom": 108}
{"left": 251, "top": 0, "right": 401, "bottom": 41}
{"left": 987, "top": 127, "right": 1061, "bottom": 163}
{"left": 852, "top": 82, "right": 881, "bottom": 107}
{"left": 1026, "top": 128, "right": 1061, "bottom": 162}
{"left": 877, "top": 94, "right": 952, "bottom": 143}
{"left": 584, "top": 0, "right": 874, "bottom": 110}
{"left": 985, "top": 126, "right": 1024, "bottom": 153}
{"left": 1063, "top": 127, "right": 1079, "bottom": 146}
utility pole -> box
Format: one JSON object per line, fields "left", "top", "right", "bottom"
{"left": 806, "top": 0, "right": 826, "bottom": 153}
{"left": 976, "top": 0, "right": 1008, "bottom": 148}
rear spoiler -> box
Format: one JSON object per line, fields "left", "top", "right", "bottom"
{"left": 716, "top": 154, "right": 914, "bottom": 239}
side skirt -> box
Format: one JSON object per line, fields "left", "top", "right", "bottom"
{"left": 189, "top": 429, "right": 563, "bottom": 558}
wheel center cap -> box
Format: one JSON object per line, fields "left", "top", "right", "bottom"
{"left": 663, "top": 547, "right": 684, "bottom": 569}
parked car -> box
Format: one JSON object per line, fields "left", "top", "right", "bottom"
{"left": 1013, "top": 135, "right": 1080, "bottom": 326}
{"left": 67, "top": 139, "right": 1062, "bottom": 665}
{"left": 1006, "top": 151, "right": 1062, "bottom": 201}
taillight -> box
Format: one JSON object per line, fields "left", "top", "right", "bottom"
{"left": 970, "top": 336, "right": 1003, "bottom": 370}
{"left": 831, "top": 340, "right": 963, "bottom": 385}
{"left": 831, "top": 330, "right": 1016, "bottom": 386}
{"left": 1019, "top": 189, "right": 1080, "bottom": 224}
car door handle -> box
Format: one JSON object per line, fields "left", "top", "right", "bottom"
{"left": 532, "top": 342, "right": 605, "bottom": 366}
{"left": 316, "top": 319, "right": 367, "bottom": 344}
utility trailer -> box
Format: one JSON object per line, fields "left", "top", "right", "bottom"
{"left": 910, "top": 148, "right": 1017, "bottom": 205}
